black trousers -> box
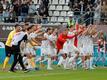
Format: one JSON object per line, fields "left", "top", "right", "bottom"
{"left": 10, "top": 45, "right": 25, "bottom": 71}
{"left": 5, "top": 45, "right": 12, "bottom": 57}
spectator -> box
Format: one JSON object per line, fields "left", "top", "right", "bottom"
{"left": 101, "top": 1, "right": 107, "bottom": 23}
{"left": 85, "top": 4, "right": 92, "bottom": 26}
{"left": 13, "top": 1, "right": 21, "bottom": 22}
{"left": 20, "top": 1, "right": 29, "bottom": 22}
{"left": 41, "top": 0, "right": 49, "bottom": 8}
{"left": 9, "top": 7, "right": 15, "bottom": 23}
{"left": 90, "top": 4, "right": 95, "bottom": 25}
{"left": 28, "top": 1, "right": 37, "bottom": 23}
{"left": 3, "top": 9, "right": 10, "bottom": 22}
{"left": 79, "top": 0, "right": 86, "bottom": 14}
{"left": 94, "top": 2, "right": 101, "bottom": 24}
{"left": 38, "top": 1, "right": 49, "bottom": 24}
{"left": 67, "top": 13, "right": 75, "bottom": 28}
{"left": 68, "top": 0, "right": 75, "bottom": 9}
{"left": 73, "top": 2, "right": 80, "bottom": 22}
{"left": 0, "top": 1, "right": 3, "bottom": 22}
{"left": 41, "top": 0, "right": 49, "bottom": 23}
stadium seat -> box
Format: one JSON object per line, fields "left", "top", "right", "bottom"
{"left": 66, "top": 0, "right": 69, "bottom": 3}
{"left": 65, "top": 0, "right": 70, "bottom": 5}
{"left": 58, "top": 17, "right": 64, "bottom": 22}
{"left": 63, "top": 6, "right": 70, "bottom": 11}
{"left": 59, "top": 0, "right": 65, "bottom": 4}
{"left": 49, "top": 0, "right": 52, "bottom": 4}
{"left": 56, "top": 6, "right": 63, "bottom": 10}
{"left": 50, "top": 17, "right": 57, "bottom": 22}
{"left": 63, "top": 23, "right": 67, "bottom": 25}
{"left": 67, "top": 11, "right": 74, "bottom": 16}
{"left": 33, "top": 0, "right": 38, "bottom": 4}
{"left": 49, "top": 5, "right": 56, "bottom": 10}
{"left": 60, "top": 11, "right": 66, "bottom": 16}
{"left": 52, "top": 0, "right": 58, "bottom": 4}
{"left": 49, "top": 11, "right": 53, "bottom": 16}
{"left": 64, "top": 17, "right": 69, "bottom": 22}
{"left": 53, "top": 11, "right": 60, "bottom": 16}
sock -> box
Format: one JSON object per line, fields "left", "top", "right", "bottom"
{"left": 72, "top": 60, "right": 76, "bottom": 70}
{"left": 31, "top": 58, "right": 36, "bottom": 68}
{"left": 69, "top": 56, "right": 75, "bottom": 67}
{"left": 68, "top": 57, "right": 74, "bottom": 64}
{"left": 66, "top": 57, "right": 70, "bottom": 68}
{"left": 57, "top": 56, "right": 64, "bottom": 66}
{"left": 63, "top": 58, "right": 69, "bottom": 69}
{"left": 47, "top": 58, "right": 52, "bottom": 69}
{"left": 86, "top": 59, "right": 90, "bottom": 69}
{"left": 28, "top": 59, "right": 33, "bottom": 69}
{"left": 90, "top": 57, "right": 93, "bottom": 68}
{"left": 63, "top": 59, "right": 66, "bottom": 69}
{"left": 84, "top": 60, "right": 87, "bottom": 69}
{"left": 2, "top": 57, "right": 10, "bottom": 69}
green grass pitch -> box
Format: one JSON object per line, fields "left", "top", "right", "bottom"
{"left": 0, "top": 65, "right": 107, "bottom": 80}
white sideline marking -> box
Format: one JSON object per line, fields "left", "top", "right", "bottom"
{"left": 0, "top": 72, "right": 72, "bottom": 79}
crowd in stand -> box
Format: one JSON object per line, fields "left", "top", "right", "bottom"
{"left": 68, "top": 0, "right": 107, "bottom": 25}
{"left": 0, "top": 0, "right": 49, "bottom": 23}
{"left": 0, "top": 0, "right": 106, "bottom": 25}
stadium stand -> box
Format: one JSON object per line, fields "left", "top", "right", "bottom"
{"left": 0, "top": 0, "right": 106, "bottom": 25}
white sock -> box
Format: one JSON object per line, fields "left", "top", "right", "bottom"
{"left": 84, "top": 60, "right": 87, "bottom": 69}
{"left": 63, "top": 59, "right": 67, "bottom": 69}
{"left": 66, "top": 57, "right": 70, "bottom": 68}
{"left": 90, "top": 57, "right": 93, "bottom": 68}
{"left": 63, "top": 58, "right": 69, "bottom": 69}
{"left": 57, "top": 56, "right": 64, "bottom": 66}
{"left": 86, "top": 59, "right": 90, "bottom": 69}
{"left": 68, "top": 57, "right": 75, "bottom": 63}
{"left": 47, "top": 58, "right": 52, "bottom": 68}
{"left": 72, "top": 61, "right": 76, "bottom": 69}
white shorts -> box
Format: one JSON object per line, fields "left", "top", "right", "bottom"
{"left": 63, "top": 41, "right": 79, "bottom": 55}
{"left": 80, "top": 47, "right": 88, "bottom": 56}
{"left": 80, "top": 46, "right": 93, "bottom": 56}
{"left": 24, "top": 47, "right": 36, "bottom": 55}
{"left": 62, "top": 41, "right": 70, "bottom": 55}
{"left": 48, "top": 47, "right": 57, "bottom": 56}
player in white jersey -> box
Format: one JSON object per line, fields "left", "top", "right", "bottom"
{"left": 78, "top": 27, "right": 89, "bottom": 69}
{"left": 48, "top": 28, "right": 57, "bottom": 57}
{"left": 88, "top": 26, "right": 98, "bottom": 69}
{"left": 40, "top": 28, "right": 53, "bottom": 70}
{"left": 22, "top": 25, "right": 39, "bottom": 70}
{"left": 79, "top": 26, "right": 97, "bottom": 69}
{"left": 46, "top": 28, "right": 58, "bottom": 70}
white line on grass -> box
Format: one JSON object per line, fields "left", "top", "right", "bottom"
{"left": 0, "top": 72, "right": 73, "bottom": 79}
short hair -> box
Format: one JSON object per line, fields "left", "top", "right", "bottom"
{"left": 24, "top": 23, "right": 29, "bottom": 26}
{"left": 46, "top": 27, "right": 52, "bottom": 32}
{"left": 27, "top": 25, "right": 34, "bottom": 31}
{"left": 14, "top": 24, "right": 20, "bottom": 28}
